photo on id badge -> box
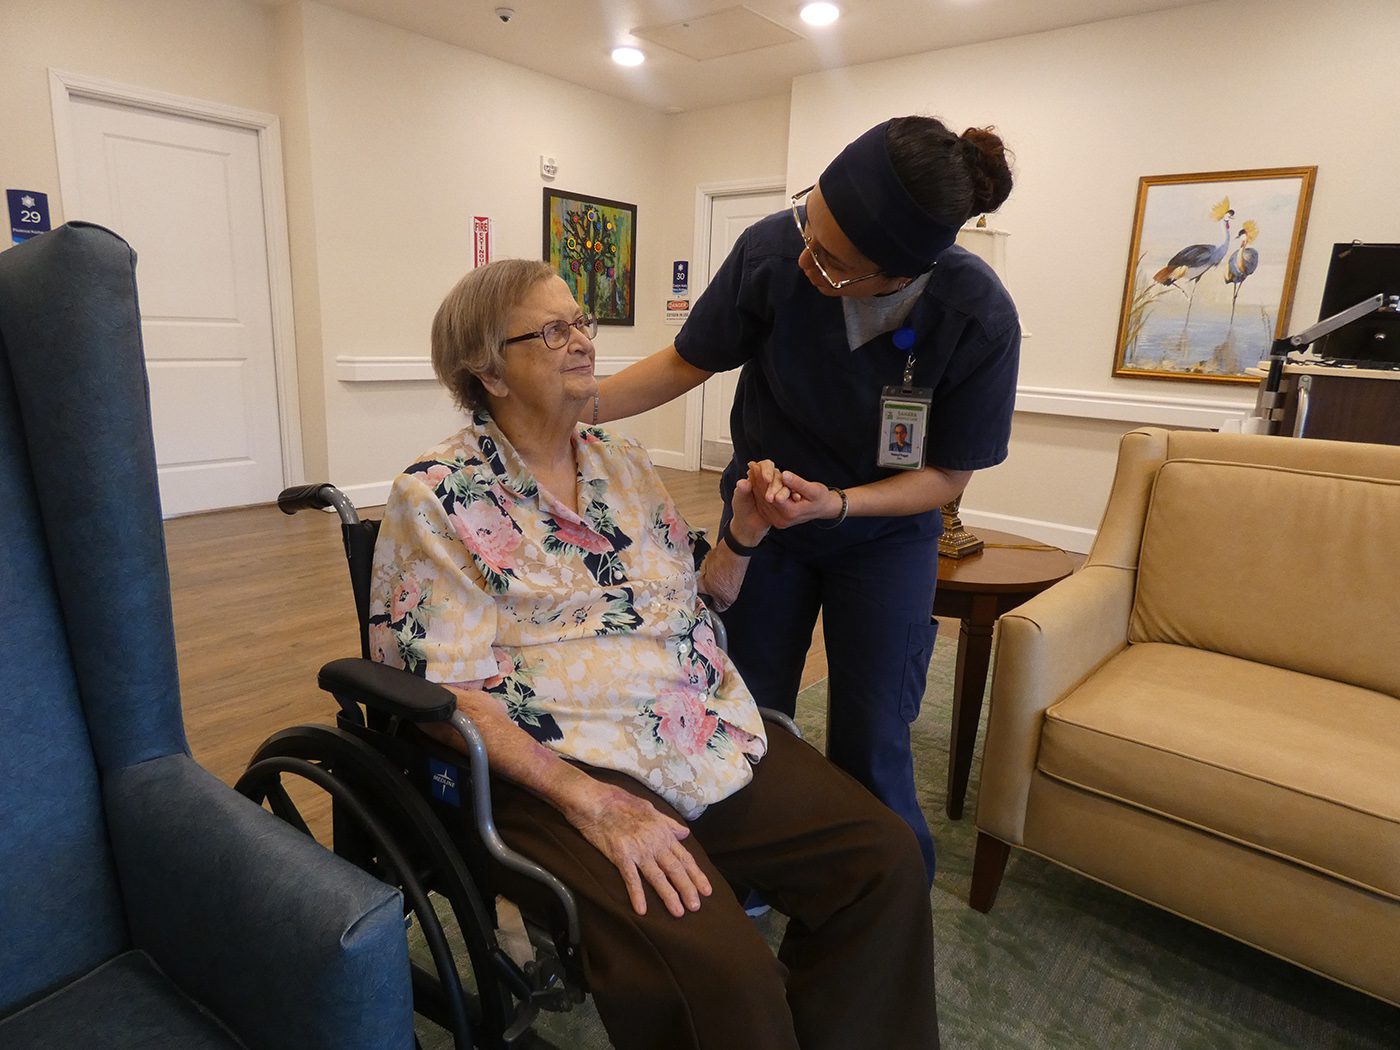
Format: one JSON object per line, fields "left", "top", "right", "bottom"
{"left": 878, "top": 399, "right": 926, "bottom": 470}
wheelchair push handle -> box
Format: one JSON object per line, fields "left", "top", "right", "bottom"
{"left": 277, "top": 483, "right": 360, "bottom": 525}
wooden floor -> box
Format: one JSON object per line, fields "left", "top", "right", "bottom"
{"left": 166, "top": 467, "right": 827, "bottom": 789}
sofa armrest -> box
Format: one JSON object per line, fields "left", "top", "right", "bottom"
{"left": 104, "top": 753, "right": 414, "bottom": 1050}
{"left": 976, "top": 564, "right": 1135, "bottom": 845}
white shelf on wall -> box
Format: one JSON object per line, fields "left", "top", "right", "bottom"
{"left": 1014, "top": 386, "right": 1252, "bottom": 429}
{"left": 333, "top": 355, "right": 1249, "bottom": 429}
{"left": 334, "top": 356, "right": 436, "bottom": 382}
{"left": 335, "top": 355, "right": 636, "bottom": 382}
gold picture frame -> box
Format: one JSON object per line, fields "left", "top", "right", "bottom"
{"left": 1113, "top": 166, "right": 1316, "bottom": 384}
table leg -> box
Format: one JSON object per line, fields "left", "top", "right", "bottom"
{"left": 945, "top": 595, "right": 997, "bottom": 820}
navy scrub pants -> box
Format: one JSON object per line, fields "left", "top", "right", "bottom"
{"left": 719, "top": 526, "right": 942, "bottom": 880}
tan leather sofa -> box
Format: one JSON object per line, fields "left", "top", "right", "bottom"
{"left": 971, "top": 426, "right": 1400, "bottom": 1006}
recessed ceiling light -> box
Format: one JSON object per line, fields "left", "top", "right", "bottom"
{"left": 611, "top": 46, "right": 646, "bottom": 67}
{"left": 800, "top": 2, "right": 840, "bottom": 27}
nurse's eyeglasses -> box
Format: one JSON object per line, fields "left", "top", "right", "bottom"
{"left": 503, "top": 313, "right": 598, "bottom": 350}
{"left": 790, "top": 185, "right": 884, "bottom": 290}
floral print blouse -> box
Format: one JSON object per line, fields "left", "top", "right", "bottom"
{"left": 369, "top": 409, "right": 768, "bottom": 819}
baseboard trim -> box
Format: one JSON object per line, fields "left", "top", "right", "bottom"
{"left": 336, "top": 453, "right": 692, "bottom": 509}
{"left": 959, "top": 508, "right": 1096, "bottom": 555}
{"left": 339, "top": 483, "right": 1096, "bottom": 553}
{"left": 339, "top": 479, "right": 393, "bottom": 511}
{"left": 701, "top": 437, "right": 733, "bottom": 471}
{"left": 649, "top": 448, "right": 689, "bottom": 470}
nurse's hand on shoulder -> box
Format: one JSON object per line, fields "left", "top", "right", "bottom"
{"left": 745, "top": 461, "right": 843, "bottom": 528}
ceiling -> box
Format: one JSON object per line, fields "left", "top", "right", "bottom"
{"left": 278, "top": 0, "right": 1215, "bottom": 113}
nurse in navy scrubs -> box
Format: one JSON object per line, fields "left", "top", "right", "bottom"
{"left": 594, "top": 116, "right": 1019, "bottom": 879}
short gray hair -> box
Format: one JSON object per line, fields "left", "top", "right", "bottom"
{"left": 431, "top": 258, "right": 555, "bottom": 411}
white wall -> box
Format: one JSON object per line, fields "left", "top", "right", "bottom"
{"left": 2, "top": 0, "right": 776, "bottom": 505}
{"left": 0, "top": 0, "right": 278, "bottom": 209}
{"left": 12, "top": 0, "right": 1398, "bottom": 542}
{"left": 289, "top": 2, "right": 680, "bottom": 501}
{"left": 653, "top": 93, "right": 793, "bottom": 470}
{"left": 657, "top": 93, "right": 792, "bottom": 270}
{"left": 787, "top": 0, "right": 1400, "bottom": 549}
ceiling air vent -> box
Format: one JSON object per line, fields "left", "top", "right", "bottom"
{"left": 632, "top": 5, "right": 802, "bottom": 61}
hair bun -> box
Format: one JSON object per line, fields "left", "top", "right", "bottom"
{"left": 959, "top": 127, "right": 1013, "bottom": 215}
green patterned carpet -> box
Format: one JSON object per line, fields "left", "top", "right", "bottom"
{"left": 421, "top": 624, "right": 1400, "bottom": 1048}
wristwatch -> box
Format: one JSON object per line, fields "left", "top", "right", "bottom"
{"left": 719, "top": 520, "right": 764, "bottom": 557}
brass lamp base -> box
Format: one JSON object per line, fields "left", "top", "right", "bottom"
{"left": 938, "top": 496, "right": 983, "bottom": 559}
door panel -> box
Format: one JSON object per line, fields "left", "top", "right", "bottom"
{"left": 700, "top": 190, "right": 785, "bottom": 471}
{"left": 67, "top": 96, "right": 283, "bottom": 516}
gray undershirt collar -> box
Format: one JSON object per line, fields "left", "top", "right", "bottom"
{"left": 841, "top": 270, "right": 932, "bottom": 352}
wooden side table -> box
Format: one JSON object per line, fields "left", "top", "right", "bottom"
{"left": 932, "top": 528, "right": 1074, "bottom": 820}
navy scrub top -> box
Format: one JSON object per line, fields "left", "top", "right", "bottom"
{"left": 674, "top": 210, "right": 1021, "bottom": 552}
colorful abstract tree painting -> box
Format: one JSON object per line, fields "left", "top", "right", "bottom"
{"left": 543, "top": 190, "right": 637, "bottom": 325}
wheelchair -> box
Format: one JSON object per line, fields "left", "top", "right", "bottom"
{"left": 236, "top": 483, "right": 800, "bottom": 1050}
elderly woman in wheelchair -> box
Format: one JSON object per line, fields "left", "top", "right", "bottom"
{"left": 363, "top": 258, "right": 938, "bottom": 1050}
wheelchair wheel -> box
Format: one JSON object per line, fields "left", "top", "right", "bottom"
{"left": 236, "top": 724, "right": 526, "bottom": 1050}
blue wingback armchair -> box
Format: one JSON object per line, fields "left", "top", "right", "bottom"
{"left": 0, "top": 223, "right": 415, "bottom": 1049}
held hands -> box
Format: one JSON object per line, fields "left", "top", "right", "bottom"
{"left": 725, "top": 476, "right": 771, "bottom": 549}
{"left": 563, "top": 778, "right": 713, "bottom": 918}
{"left": 744, "top": 460, "right": 843, "bottom": 529}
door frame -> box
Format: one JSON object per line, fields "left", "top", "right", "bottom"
{"left": 684, "top": 177, "right": 786, "bottom": 471}
{"left": 48, "top": 68, "right": 305, "bottom": 489}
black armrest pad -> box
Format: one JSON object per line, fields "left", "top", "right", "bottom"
{"left": 318, "top": 657, "right": 456, "bottom": 721}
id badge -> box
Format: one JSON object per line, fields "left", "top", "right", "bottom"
{"left": 877, "top": 385, "right": 932, "bottom": 471}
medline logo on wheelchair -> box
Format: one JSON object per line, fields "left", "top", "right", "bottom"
{"left": 429, "top": 758, "right": 461, "bottom": 807}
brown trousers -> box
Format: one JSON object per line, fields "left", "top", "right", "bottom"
{"left": 490, "top": 727, "right": 941, "bottom": 1050}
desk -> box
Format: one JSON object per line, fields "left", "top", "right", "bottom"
{"left": 932, "top": 528, "right": 1074, "bottom": 820}
{"left": 1247, "top": 362, "right": 1400, "bottom": 445}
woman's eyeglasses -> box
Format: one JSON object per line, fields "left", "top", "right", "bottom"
{"left": 503, "top": 313, "right": 598, "bottom": 350}
{"left": 790, "top": 186, "right": 884, "bottom": 290}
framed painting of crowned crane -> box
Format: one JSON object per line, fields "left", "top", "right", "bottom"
{"left": 543, "top": 189, "right": 637, "bottom": 326}
{"left": 1112, "top": 167, "right": 1316, "bottom": 384}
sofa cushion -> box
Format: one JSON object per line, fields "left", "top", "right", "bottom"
{"left": 1130, "top": 458, "right": 1400, "bottom": 698}
{"left": 0, "top": 950, "right": 245, "bottom": 1049}
{"left": 1039, "top": 642, "right": 1400, "bottom": 901}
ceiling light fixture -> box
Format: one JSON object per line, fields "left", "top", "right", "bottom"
{"left": 800, "top": 2, "right": 840, "bottom": 27}
{"left": 611, "top": 46, "right": 646, "bottom": 66}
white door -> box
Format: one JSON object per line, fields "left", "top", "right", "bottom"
{"left": 66, "top": 97, "right": 285, "bottom": 516}
{"left": 699, "top": 190, "right": 786, "bottom": 470}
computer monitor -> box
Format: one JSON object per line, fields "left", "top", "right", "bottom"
{"left": 1315, "top": 242, "right": 1400, "bottom": 365}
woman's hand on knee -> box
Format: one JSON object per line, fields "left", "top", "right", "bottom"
{"left": 563, "top": 781, "right": 712, "bottom": 918}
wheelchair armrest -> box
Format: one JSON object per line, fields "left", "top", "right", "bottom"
{"left": 318, "top": 657, "right": 456, "bottom": 721}
{"left": 318, "top": 658, "right": 585, "bottom": 945}
{"left": 698, "top": 593, "right": 728, "bottom": 652}
{"left": 277, "top": 483, "right": 360, "bottom": 525}
{"left": 758, "top": 706, "right": 801, "bottom": 739}
{"left": 105, "top": 753, "right": 414, "bottom": 1050}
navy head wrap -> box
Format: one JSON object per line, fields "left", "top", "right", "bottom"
{"left": 817, "top": 119, "right": 960, "bottom": 278}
